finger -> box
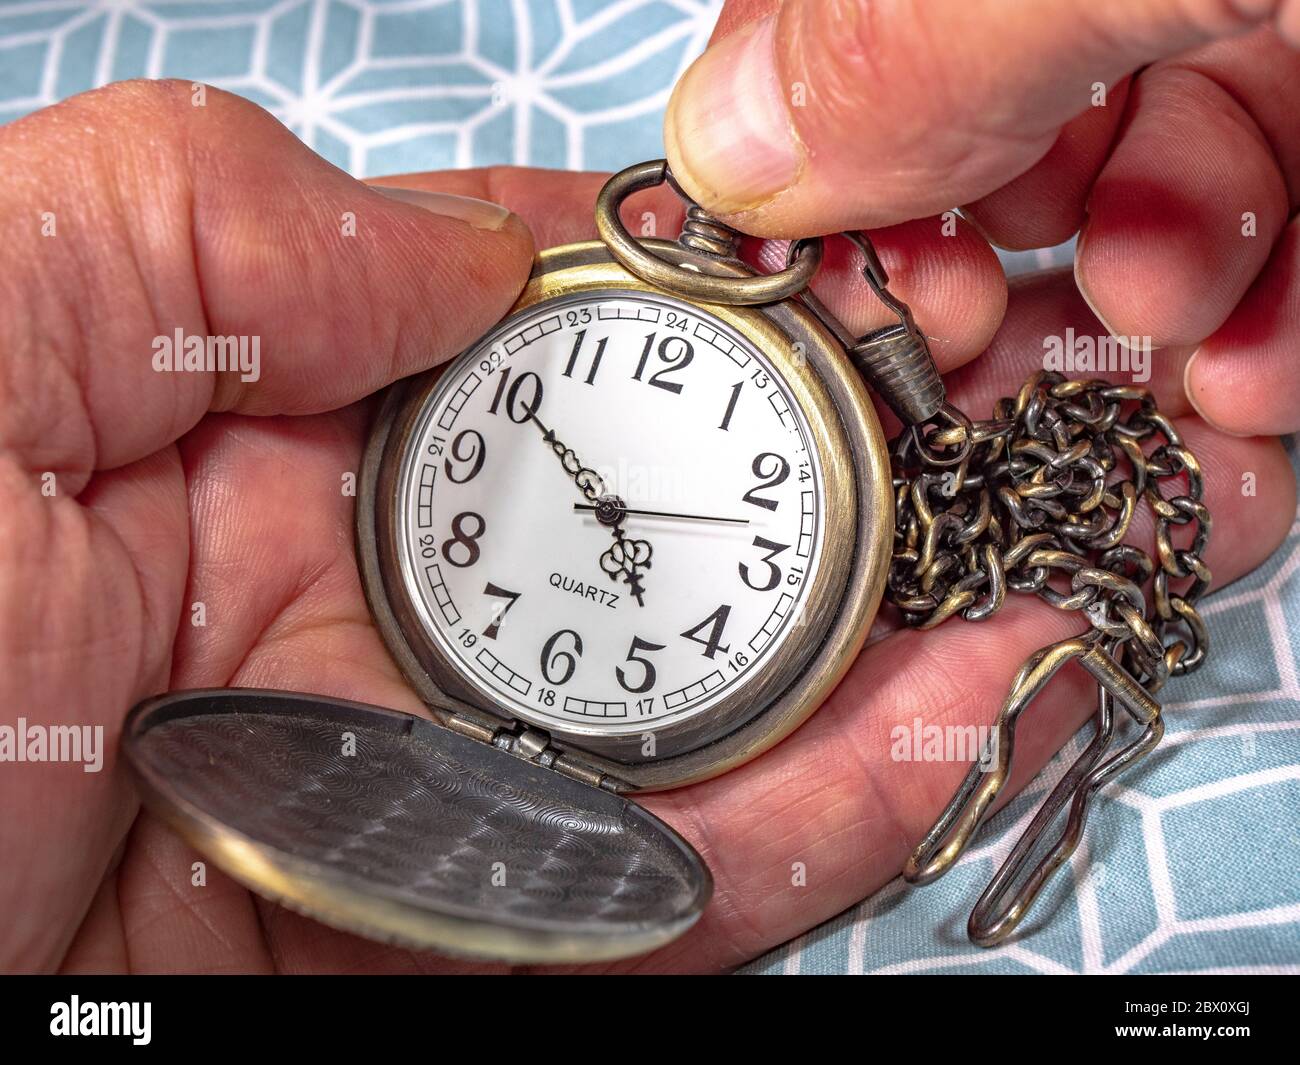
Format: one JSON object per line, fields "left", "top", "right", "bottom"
{"left": 946, "top": 269, "right": 1197, "bottom": 418}
{"left": 962, "top": 79, "right": 1132, "bottom": 250}
{"left": 663, "top": 0, "right": 1300, "bottom": 236}
{"left": 1065, "top": 28, "right": 1300, "bottom": 430}
{"left": 0, "top": 80, "right": 533, "bottom": 484}
{"left": 370, "top": 167, "right": 663, "bottom": 250}
{"left": 710, "top": 0, "right": 778, "bottom": 40}
{"left": 1185, "top": 215, "right": 1300, "bottom": 434}
{"left": 378, "top": 169, "right": 1008, "bottom": 373}
{"left": 1075, "top": 34, "right": 1295, "bottom": 349}
{"left": 751, "top": 216, "right": 1007, "bottom": 375}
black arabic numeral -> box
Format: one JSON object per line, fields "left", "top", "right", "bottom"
{"left": 739, "top": 537, "right": 789, "bottom": 592}
{"left": 649, "top": 336, "right": 693, "bottom": 393}
{"left": 481, "top": 582, "right": 521, "bottom": 639}
{"left": 743, "top": 452, "right": 790, "bottom": 511}
{"left": 441, "top": 511, "right": 485, "bottom": 568}
{"left": 540, "top": 629, "right": 583, "bottom": 686}
{"left": 632, "top": 331, "right": 655, "bottom": 381}
{"left": 562, "top": 329, "right": 607, "bottom": 385}
{"left": 680, "top": 605, "right": 731, "bottom": 659}
{"left": 562, "top": 329, "right": 585, "bottom": 377}
{"left": 488, "top": 367, "right": 543, "bottom": 422}
{"left": 719, "top": 380, "right": 743, "bottom": 431}
{"left": 616, "top": 636, "right": 664, "bottom": 694}
{"left": 444, "top": 429, "right": 485, "bottom": 483}
{"left": 632, "top": 332, "right": 693, "bottom": 394}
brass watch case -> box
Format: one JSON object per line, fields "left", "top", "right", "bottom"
{"left": 358, "top": 239, "right": 893, "bottom": 791}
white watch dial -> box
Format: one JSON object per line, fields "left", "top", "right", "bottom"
{"left": 395, "top": 291, "right": 826, "bottom": 738}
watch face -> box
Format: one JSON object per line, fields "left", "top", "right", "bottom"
{"left": 391, "top": 290, "right": 830, "bottom": 749}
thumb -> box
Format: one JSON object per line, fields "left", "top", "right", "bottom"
{"left": 665, "top": 0, "right": 1300, "bottom": 236}
{"left": 0, "top": 80, "right": 533, "bottom": 482}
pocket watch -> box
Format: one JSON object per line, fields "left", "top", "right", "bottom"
{"left": 123, "top": 161, "right": 1212, "bottom": 961}
{"left": 356, "top": 179, "right": 896, "bottom": 786}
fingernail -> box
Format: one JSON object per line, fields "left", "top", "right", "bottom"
{"left": 664, "top": 16, "right": 803, "bottom": 215}
{"left": 1183, "top": 347, "right": 1252, "bottom": 437}
{"left": 1073, "top": 245, "right": 1125, "bottom": 341}
{"left": 1183, "top": 347, "right": 1206, "bottom": 414}
{"left": 1071, "top": 243, "right": 1154, "bottom": 351}
{"left": 372, "top": 186, "right": 513, "bottom": 231}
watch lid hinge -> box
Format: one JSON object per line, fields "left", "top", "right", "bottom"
{"left": 443, "top": 711, "right": 629, "bottom": 793}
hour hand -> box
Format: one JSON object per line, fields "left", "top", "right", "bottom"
{"left": 527, "top": 410, "right": 607, "bottom": 502}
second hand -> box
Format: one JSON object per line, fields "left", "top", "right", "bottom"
{"left": 574, "top": 503, "right": 750, "bottom": 526}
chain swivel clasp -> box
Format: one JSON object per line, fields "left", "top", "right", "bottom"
{"left": 594, "top": 160, "right": 822, "bottom": 305}
{"left": 790, "top": 231, "right": 948, "bottom": 428}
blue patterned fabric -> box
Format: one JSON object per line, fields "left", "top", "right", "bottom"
{"left": 3, "top": 0, "right": 1296, "bottom": 974}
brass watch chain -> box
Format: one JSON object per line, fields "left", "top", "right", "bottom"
{"left": 596, "top": 162, "right": 1212, "bottom": 947}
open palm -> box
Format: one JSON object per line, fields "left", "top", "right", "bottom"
{"left": 2, "top": 82, "right": 1291, "bottom": 975}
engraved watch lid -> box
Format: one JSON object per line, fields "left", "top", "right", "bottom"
{"left": 122, "top": 688, "right": 711, "bottom": 963}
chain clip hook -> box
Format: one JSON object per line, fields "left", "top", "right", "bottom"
{"left": 905, "top": 634, "right": 1164, "bottom": 945}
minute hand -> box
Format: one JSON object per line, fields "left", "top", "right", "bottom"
{"left": 574, "top": 503, "right": 749, "bottom": 526}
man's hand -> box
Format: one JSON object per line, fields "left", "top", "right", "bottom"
{"left": 0, "top": 79, "right": 1292, "bottom": 975}
{"left": 664, "top": 0, "right": 1300, "bottom": 436}
{"left": 0, "top": 80, "right": 534, "bottom": 971}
